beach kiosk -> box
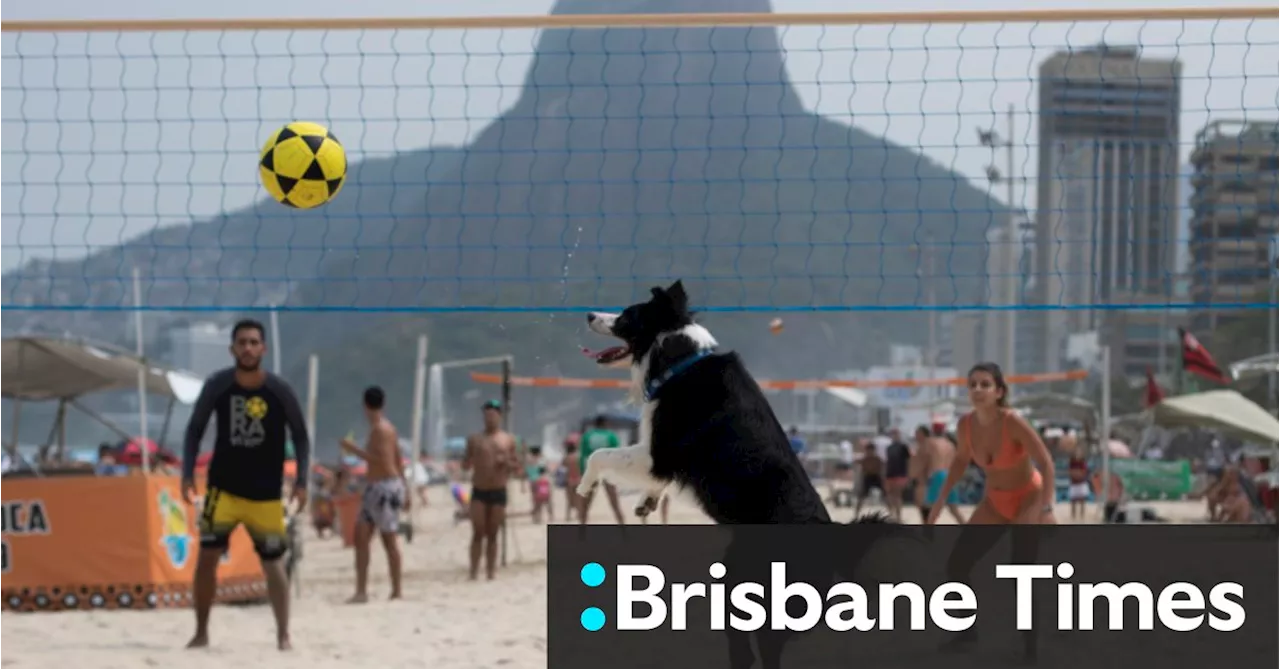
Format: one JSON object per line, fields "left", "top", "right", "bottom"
{"left": 1, "top": 336, "right": 267, "bottom": 612}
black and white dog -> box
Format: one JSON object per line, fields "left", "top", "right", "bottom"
{"left": 576, "top": 279, "right": 832, "bottom": 524}
{"left": 576, "top": 281, "right": 905, "bottom": 669}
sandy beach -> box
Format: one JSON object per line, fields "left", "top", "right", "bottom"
{"left": 1, "top": 486, "right": 1214, "bottom": 669}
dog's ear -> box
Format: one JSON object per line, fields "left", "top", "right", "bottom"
{"left": 665, "top": 280, "right": 688, "bottom": 312}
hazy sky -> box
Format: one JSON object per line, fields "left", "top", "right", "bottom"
{"left": 2, "top": 0, "right": 1276, "bottom": 271}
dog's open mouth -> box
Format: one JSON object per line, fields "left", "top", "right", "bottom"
{"left": 581, "top": 345, "right": 631, "bottom": 365}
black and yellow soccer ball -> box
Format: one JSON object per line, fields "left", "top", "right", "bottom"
{"left": 258, "top": 121, "right": 347, "bottom": 209}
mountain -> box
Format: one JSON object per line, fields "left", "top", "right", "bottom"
{"left": 4, "top": 0, "right": 1009, "bottom": 450}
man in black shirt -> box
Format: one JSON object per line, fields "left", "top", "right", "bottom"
{"left": 181, "top": 319, "right": 310, "bottom": 651}
{"left": 883, "top": 428, "right": 912, "bottom": 522}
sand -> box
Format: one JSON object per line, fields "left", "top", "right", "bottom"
{"left": 0, "top": 485, "right": 1213, "bottom": 669}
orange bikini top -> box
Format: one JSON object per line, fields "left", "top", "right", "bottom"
{"left": 961, "top": 410, "right": 1027, "bottom": 472}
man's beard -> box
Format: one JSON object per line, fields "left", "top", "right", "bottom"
{"left": 236, "top": 358, "right": 261, "bottom": 372}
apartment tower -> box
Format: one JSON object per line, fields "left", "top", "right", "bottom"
{"left": 1032, "top": 45, "right": 1182, "bottom": 372}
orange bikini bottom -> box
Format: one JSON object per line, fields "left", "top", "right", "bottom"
{"left": 985, "top": 469, "right": 1043, "bottom": 521}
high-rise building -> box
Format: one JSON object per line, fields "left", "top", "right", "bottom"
{"left": 1188, "top": 120, "right": 1280, "bottom": 348}
{"left": 981, "top": 211, "right": 1035, "bottom": 372}
{"left": 950, "top": 313, "right": 981, "bottom": 375}
{"left": 1102, "top": 292, "right": 1187, "bottom": 380}
{"left": 1033, "top": 45, "right": 1182, "bottom": 372}
{"left": 952, "top": 211, "right": 1037, "bottom": 376}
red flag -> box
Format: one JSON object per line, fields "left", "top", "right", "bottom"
{"left": 1178, "top": 328, "right": 1230, "bottom": 384}
{"left": 1143, "top": 368, "right": 1166, "bottom": 408}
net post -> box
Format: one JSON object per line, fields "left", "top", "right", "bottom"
{"left": 4, "top": 400, "right": 20, "bottom": 460}
{"left": 409, "top": 335, "right": 429, "bottom": 533}
{"left": 297, "top": 353, "right": 319, "bottom": 597}
{"left": 501, "top": 358, "right": 513, "bottom": 436}
{"left": 132, "top": 266, "right": 150, "bottom": 474}
{"left": 269, "top": 304, "right": 282, "bottom": 376}
{"left": 1003, "top": 103, "right": 1018, "bottom": 376}
{"left": 500, "top": 357, "right": 512, "bottom": 568}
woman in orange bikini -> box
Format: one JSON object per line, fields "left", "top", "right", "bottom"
{"left": 927, "top": 362, "right": 1055, "bottom": 661}
{"left": 926, "top": 361, "right": 1057, "bottom": 526}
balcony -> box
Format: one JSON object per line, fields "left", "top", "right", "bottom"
{"left": 1190, "top": 188, "right": 1263, "bottom": 210}
{"left": 1191, "top": 120, "right": 1280, "bottom": 165}
{"left": 1190, "top": 163, "right": 1275, "bottom": 191}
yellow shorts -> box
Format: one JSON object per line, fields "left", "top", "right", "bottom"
{"left": 199, "top": 487, "right": 288, "bottom": 559}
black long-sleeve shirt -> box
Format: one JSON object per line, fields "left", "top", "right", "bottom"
{"left": 182, "top": 367, "right": 311, "bottom": 501}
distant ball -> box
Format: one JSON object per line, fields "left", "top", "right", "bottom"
{"left": 769, "top": 318, "right": 784, "bottom": 335}
{"left": 258, "top": 121, "right": 347, "bottom": 209}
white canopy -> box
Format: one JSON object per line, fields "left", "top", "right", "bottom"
{"left": 1229, "top": 353, "right": 1279, "bottom": 381}
{"left": 1, "top": 336, "right": 204, "bottom": 404}
{"left": 1150, "top": 389, "right": 1278, "bottom": 445}
{"left": 1010, "top": 393, "right": 1100, "bottom": 428}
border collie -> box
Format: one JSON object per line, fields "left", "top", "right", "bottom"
{"left": 576, "top": 280, "right": 834, "bottom": 527}
{"left": 576, "top": 279, "right": 851, "bottom": 524}
{"left": 576, "top": 281, "right": 904, "bottom": 669}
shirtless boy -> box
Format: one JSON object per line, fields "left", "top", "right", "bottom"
{"left": 462, "top": 400, "right": 520, "bottom": 581}
{"left": 916, "top": 424, "right": 967, "bottom": 524}
{"left": 340, "top": 386, "right": 409, "bottom": 602}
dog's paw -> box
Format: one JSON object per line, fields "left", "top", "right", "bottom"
{"left": 635, "top": 495, "right": 659, "bottom": 518}
{"left": 575, "top": 480, "right": 597, "bottom": 497}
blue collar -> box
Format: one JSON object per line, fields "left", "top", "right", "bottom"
{"left": 644, "top": 348, "right": 715, "bottom": 401}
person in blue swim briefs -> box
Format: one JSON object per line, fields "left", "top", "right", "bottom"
{"left": 914, "top": 424, "right": 967, "bottom": 524}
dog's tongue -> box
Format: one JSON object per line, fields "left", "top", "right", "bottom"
{"left": 581, "top": 346, "right": 625, "bottom": 361}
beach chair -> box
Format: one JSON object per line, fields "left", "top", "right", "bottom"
{"left": 1236, "top": 476, "right": 1276, "bottom": 526}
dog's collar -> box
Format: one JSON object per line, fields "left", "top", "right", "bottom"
{"left": 644, "top": 348, "right": 715, "bottom": 401}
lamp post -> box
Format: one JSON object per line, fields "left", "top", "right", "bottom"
{"left": 979, "top": 104, "right": 1021, "bottom": 374}
{"left": 910, "top": 232, "right": 938, "bottom": 404}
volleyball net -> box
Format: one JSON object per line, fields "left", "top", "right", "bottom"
{"left": 1, "top": 7, "right": 1276, "bottom": 316}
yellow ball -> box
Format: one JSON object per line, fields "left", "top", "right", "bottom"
{"left": 258, "top": 121, "right": 347, "bottom": 209}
